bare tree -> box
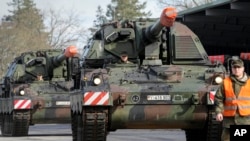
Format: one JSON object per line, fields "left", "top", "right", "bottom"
{"left": 0, "top": 1, "right": 89, "bottom": 77}
{"left": 156, "top": 0, "right": 218, "bottom": 11}
{"left": 44, "top": 9, "right": 88, "bottom": 49}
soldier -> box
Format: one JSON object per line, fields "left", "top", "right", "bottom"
{"left": 215, "top": 59, "right": 250, "bottom": 141}
{"left": 36, "top": 73, "right": 44, "bottom": 81}
{"left": 119, "top": 51, "right": 133, "bottom": 64}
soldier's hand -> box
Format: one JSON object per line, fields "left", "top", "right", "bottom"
{"left": 216, "top": 113, "right": 223, "bottom": 121}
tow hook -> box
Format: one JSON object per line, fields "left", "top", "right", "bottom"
{"left": 192, "top": 93, "right": 199, "bottom": 104}
{"left": 119, "top": 93, "right": 126, "bottom": 107}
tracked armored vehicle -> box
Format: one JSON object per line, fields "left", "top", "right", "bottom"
{"left": 70, "top": 7, "right": 225, "bottom": 141}
{"left": 0, "top": 46, "right": 78, "bottom": 136}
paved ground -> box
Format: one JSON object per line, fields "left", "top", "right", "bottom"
{"left": 0, "top": 124, "right": 186, "bottom": 141}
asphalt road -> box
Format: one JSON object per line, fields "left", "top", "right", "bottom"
{"left": 0, "top": 124, "right": 186, "bottom": 141}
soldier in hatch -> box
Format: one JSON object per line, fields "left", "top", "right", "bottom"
{"left": 36, "top": 73, "right": 44, "bottom": 81}
{"left": 119, "top": 51, "right": 133, "bottom": 64}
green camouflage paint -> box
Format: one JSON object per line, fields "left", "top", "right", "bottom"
{"left": 70, "top": 7, "right": 225, "bottom": 141}
{"left": 0, "top": 46, "right": 78, "bottom": 136}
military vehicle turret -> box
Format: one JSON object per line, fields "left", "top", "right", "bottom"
{"left": 70, "top": 7, "right": 225, "bottom": 141}
{"left": 0, "top": 46, "right": 79, "bottom": 136}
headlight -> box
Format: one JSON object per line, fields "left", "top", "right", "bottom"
{"left": 215, "top": 76, "right": 223, "bottom": 84}
{"left": 19, "top": 90, "right": 25, "bottom": 96}
{"left": 93, "top": 77, "right": 102, "bottom": 85}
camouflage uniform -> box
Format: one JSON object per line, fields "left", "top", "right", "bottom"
{"left": 215, "top": 73, "right": 250, "bottom": 141}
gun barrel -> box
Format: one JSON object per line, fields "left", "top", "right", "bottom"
{"left": 145, "top": 7, "right": 177, "bottom": 41}
{"left": 53, "top": 45, "right": 78, "bottom": 67}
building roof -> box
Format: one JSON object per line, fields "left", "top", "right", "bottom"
{"left": 177, "top": 0, "right": 250, "bottom": 56}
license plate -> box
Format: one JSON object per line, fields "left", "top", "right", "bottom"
{"left": 56, "top": 101, "right": 70, "bottom": 105}
{"left": 147, "top": 95, "right": 171, "bottom": 100}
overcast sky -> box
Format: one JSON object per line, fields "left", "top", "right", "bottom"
{"left": 0, "top": 0, "right": 160, "bottom": 28}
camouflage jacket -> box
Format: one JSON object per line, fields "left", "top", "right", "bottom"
{"left": 215, "top": 73, "right": 250, "bottom": 128}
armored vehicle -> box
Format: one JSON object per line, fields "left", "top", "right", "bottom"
{"left": 0, "top": 46, "right": 78, "bottom": 136}
{"left": 70, "top": 7, "right": 225, "bottom": 141}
